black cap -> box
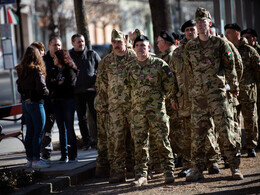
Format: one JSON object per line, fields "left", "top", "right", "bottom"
{"left": 224, "top": 23, "right": 241, "bottom": 32}
{"left": 133, "top": 35, "right": 149, "bottom": 48}
{"left": 172, "top": 32, "right": 181, "bottom": 41}
{"left": 241, "top": 28, "right": 258, "bottom": 37}
{"left": 181, "top": 20, "right": 196, "bottom": 32}
{"left": 159, "top": 30, "right": 175, "bottom": 44}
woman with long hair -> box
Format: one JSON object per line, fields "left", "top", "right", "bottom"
{"left": 15, "top": 46, "right": 50, "bottom": 168}
{"left": 51, "top": 49, "right": 78, "bottom": 162}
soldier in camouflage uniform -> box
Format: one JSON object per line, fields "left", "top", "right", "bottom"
{"left": 98, "top": 29, "right": 136, "bottom": 183}
{"left": 241, "top": 28, "right": 260, "bottom": 149}
{"left": 124, "top": 35, "right": 178, "bottom": 186}
{"left": 94, "top": 57, "right": 110, "bottom": 178}
{"left": 225, "top": 24, "right": 260, "bottom": 157}
{"left": 184, "top": 8, "right": 243, "bottom": 182}
{"left": 157, "top": 31, "right": 182, "bottom": 167}
{"left": 170, "top": 19, "right": 198, "bottom": 177}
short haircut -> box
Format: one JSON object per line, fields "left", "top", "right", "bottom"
{"left": 71, "top": 33, "right": 84, "bottom": 42}
{"left": 48, "top": 36, "right": 62, "bottom": 44}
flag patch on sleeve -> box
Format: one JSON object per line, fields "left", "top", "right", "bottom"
{"left": 227, "top": 51, "right": 232, "bottom": 57}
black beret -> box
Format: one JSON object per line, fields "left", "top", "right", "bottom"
{"left": 181, "top": 20, "right": 196, "bottom": 32}
{"left": 172, "top": 32, "right": 181, "bottom": 41}
{"left": 159, "top": 30, "right": 175, "bottom": 44}
{"left": 133, "top": 35, "right": 149, "bottom": 48}
{"left": 224, "top": 23, "right": 241, "bottom": 32}
{"left": 241, "top": 28, "right": 258, "bottom": 37}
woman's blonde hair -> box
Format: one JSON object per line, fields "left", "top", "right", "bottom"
{"left": 15, "top": 46, "right": 46, "bottom": 77}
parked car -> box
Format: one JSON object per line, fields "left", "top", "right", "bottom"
{"left": 92, "top": 44, "right": 111, "bottom": 59}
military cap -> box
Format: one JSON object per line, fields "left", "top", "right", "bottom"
{"left": 195, "top": 7, "right": 212, "bottom": 21}
{"left": 181, "top": 20, "right": 196, "bottom": 32}
{"left": 133, "top": 35, "right": 149, "bottom": 48}
{"left": 241, "top": 28, "right": 258, "bottom": 37}
{"left": 111, "top": 29, "right": 125, "bottom": 42}
{"left": 172, "top": 32, "right": 181, "bottom": 41}
{"left": 131, "top": 29, "right": 144, "bottom": 42}
{"left": 224, "top": 23, "right": 241, "bottom": 32}
{"left": 159, "top": 30, "right": 175, "bottom": 44}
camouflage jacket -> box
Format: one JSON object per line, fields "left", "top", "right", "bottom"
{"left": 98, "top": 48, "right": 137, "bottom": 111}
{"left": 170, "top": 38, "right": 191, "bottom": 117}
{"left": 124, "top": 54, "right": 178, "bottom": 110}
{"left": 184, "top": 35, "right": 239, "bottom": 97}
{"left": 158, "top": 45, "right": 176, "bottom": 64}
{"left": 236, "top": 37, "right": 260, "bottom": 103}
{"left": 218, "top": 34, "right": 243, "bottom": 106}
{"left": 94, "top": 58, "right": 108, "bottom": 113}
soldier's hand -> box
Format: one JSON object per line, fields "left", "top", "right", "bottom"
{"left": 232, "top": 91, "right": 239, "bottom": 98}
{"left": 171, "top": 102, "right": 179, "bottom": 110}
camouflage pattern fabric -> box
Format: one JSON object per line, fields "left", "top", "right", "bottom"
{"left": 124, "top": 54, "right": 177, "bottom": 177}
{"left": 184, "top": 35, "right": 240, "bottom": 172}
{"left": 94, "top": 59, "right": 110, "bottom": 168}
{"left": 236, "top": 37, "right": 260, "bottom": 149}
{"left": 98, "top": 48, "right": 136, "bottom": 174}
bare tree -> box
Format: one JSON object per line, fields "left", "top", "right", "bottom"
{"left": 74, "top": 0, "right": 92, "bottom": 49}
{"left": 149, "top": 0, "right": 172, "bottom": 54}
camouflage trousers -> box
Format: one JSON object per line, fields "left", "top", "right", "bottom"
{"left": 166, "top": 98, "right": 184, "bottom": 157}
{"left": 108, "top": 106, "right": 134, "bottom": 173}
{"left": 205, "top": 118, "right": 221, "bottom": 167}
{"left": 131, "top": 107, "right": 174, "bottom": 177}
{"left": 239, "top": 101, "right": 258, "bottom": 149}
{"left": 149, "top": 100, "right": 182, "bottom": 171}
{"left": 191, "top": 93, "right": 240, "bottom": 172}
{"left": 181, "top": 116, "right": 191, "bottom": 169}
{"left": 96, "top": 112, "right": 109, "bottom": 168}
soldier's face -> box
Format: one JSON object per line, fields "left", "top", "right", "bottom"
{"left": 242, "top": 33, "right": 256, "bottom": 46}
{"left": 196, "top": 19, "right": 210, "bottom": 34}
{"left": 48, "top": 39, "right": 62, "bottom": 57}
{"left": 134, "top": 41, "right": 150, "bottom": 57}
{"left": 225, "top": 29, "right": 238, "bottom": 44}
{"left": 157, "top": 36, "right": 165, "bottom": 52}
{"left": 72, "top": 36, "right": 85, "bottom": 52}
{"left": 112, "top": 40, "right": 126, "bottom": 55}
{"left": 184, "top": 26, "right": 198, "bottom": 40}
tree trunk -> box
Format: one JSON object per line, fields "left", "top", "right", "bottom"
{"left": 149, "top": 0, "right": 172, "bottom": 54}
{"left": 73, "top": 0, "right": 92, "bottom": 50}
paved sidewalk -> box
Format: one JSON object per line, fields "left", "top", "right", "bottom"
{"left": 0, "top": 113, "right": 98, "bottom": 194}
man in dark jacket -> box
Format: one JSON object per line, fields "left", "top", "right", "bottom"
{"left": 70, "top": 34, "right": 101, "bottom": 150}
{"left": 41, "top": 36, "right": 62, "bottom": 162}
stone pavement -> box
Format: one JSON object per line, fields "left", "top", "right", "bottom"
{"left": 0, "top": 113, "right": 98, "bottom": 194}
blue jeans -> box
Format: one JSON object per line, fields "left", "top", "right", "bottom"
{"left": 22, "top": 100, "right": 46, "bottom": 161}
{"left": 53, "top": 99, "right": 77, "bottom": 159}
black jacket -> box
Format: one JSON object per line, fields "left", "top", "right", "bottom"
{"left": 16, "top": 68, "right": 49, "bottom": 102}
{"left": 69, "top": 47, "right": 101, "bottom": 93}
{"left": 50, "top": 66, "right": 78, "bottom": 100}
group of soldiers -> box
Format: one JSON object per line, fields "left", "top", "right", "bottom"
{"left": 93, "top": 7, "right": 260, "bottom": 187}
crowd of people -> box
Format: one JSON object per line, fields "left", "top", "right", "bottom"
{"left": 15, "top": 7, "right": 259, "bottom": 187}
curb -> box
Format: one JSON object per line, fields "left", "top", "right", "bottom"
{"left": 13, "top": 161, "right": 96, "bottom": 194}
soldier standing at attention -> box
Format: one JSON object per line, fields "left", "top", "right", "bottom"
{"left": 157, "top": 31, "right": 183, "bottom": 168}
{"left": 124, "top": 35, "right": 178, "bottom": 187}
{"left": 170, "top": 19, "right": 198, "bottom": 177}
{"left": 225, "top": 23, "right": 260, "bottom": 157}
{"left": 241, "top": 28, "right": 260, "bottom": 149}
{"left": 99, "top": 29, "right": 136, "bottom": 183}
{"left": 184, "top": 7, "right": 243, "bottom": 181}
